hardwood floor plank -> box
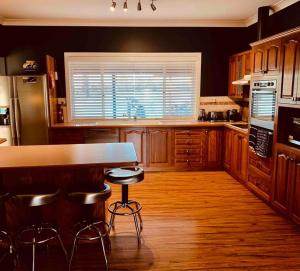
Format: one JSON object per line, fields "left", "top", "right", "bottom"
{"left": 11, "top": 171, "right": 300, "bottom": 271}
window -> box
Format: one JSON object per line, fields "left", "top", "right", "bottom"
{"left": 65, "top": 53, "right": 201, "bottom": 121}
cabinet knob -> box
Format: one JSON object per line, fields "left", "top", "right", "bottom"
{"left": 186, "top": 150, "right": 190, "bottom": 154}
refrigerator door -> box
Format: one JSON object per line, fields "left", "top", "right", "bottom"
{"left": 14, "top": 75, "right": 49, "bottom": 145}
{"left": 0, "top": 76, "right": 13, "bottom": 145}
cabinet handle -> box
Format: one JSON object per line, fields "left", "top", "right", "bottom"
{"left": 278, "top": 154, "right": 289, "bottom": 160}
{"left": 205, "top": 130, "right": 208, "bottom": 135}
{"left": 186, "top": 150, "right": 190, "bottom": 154}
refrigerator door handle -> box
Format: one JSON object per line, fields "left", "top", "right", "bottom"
{"left": 14, "top": 98, "right": 21, "bottom": 145}
{"left": 9, "top": 98, "right": 17, "bottom": 145}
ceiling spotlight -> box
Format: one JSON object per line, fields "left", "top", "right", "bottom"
{"left": 123, "top": 0, "right": 128, "bottom": 12}
{"left": 137, "top": 0, "right": 142, "bottom": 11}
{"left": 110, "top": 0, "right": 116, "bottom": 11}
{"left": 150, "top": 0, "right": 156, "bottom": 11}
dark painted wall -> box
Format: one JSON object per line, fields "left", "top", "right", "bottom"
{"left": 0, "top": 1, "right": 299, "bottom": 97}
{"left": 247, "top": 1, "right": 300, "bottom": 43}
{"left": 0, "top": 26, "right": 250, "bottom": 97}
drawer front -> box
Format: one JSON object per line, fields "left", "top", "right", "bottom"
{"left": 176, "top": 149, "right": 202, "bottom": 155}
{"left": 175, "top": 139, "right": 203, "bottom": 146}
{"left": 248, "top": 165, "right": 271, "bottom": 195}
{"left": 175, "top": 129, "right": 205, "bottom": 137}
{"left": 249, "top": 148, "right": 273, "bottom": 175}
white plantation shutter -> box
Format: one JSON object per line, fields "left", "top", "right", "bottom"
{"left": 66, "top": 53, "right": 201, "bottom": 120}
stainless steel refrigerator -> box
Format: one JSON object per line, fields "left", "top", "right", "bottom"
{"left": 0, "top": 75, "right": 49, "bottom": 146}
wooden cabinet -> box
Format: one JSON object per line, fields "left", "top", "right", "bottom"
{"left": 147, "top": 128, "right": 173, "bottom": 168}
{"left": 49, "top": 128, "right": 85, "bottom": 144}
{"left": 120, "top": 127, "right": 173, "bottom": 169}
{"left": 228, "top": 50, "right": 251, "bottom": 98}
{"left": 207, "top": 128, "right": 223, "bottom": 168}
{"left": 290, "top": 162, "right": 300, "bottom": 224}
{"left": 223, "top": 128, "right": 233, "bottom": 169}
{"left": 252, "top": 39, "right": 281, "bottom": 76}
{"left": 175, "top": 128, "right": 222, "bottom": 170}
{"left": 223, "top": 128, "right": 248, "bottom": 182}
{"left": 279, "top": 34, "right": 300, "bottom": 104}
{"left": 272, "top": 144, "right": 300, "bottom": 226}
{"left": 248, "top": 148, "right": 273, "bottom": 201}
{"left": 120, "top": 128, "right": 147, "bottom": 167}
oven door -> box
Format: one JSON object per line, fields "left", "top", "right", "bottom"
{"left": 251, "top": 89, "right": 276, "bottom": 130}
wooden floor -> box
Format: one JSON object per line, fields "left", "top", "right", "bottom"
{"left": 11, "top": 171, "right": 300, "bottom": 270}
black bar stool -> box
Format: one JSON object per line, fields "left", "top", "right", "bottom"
{"left": 67, "top": 183, "right": 111, "bottom": 271}
{"left": 105, "top": 167, "right": 144, "bottom": 241}
{"left": 14, "top": 189, "right": 68, "bottom": 271}
{"left": 0, "top": 191, "right": 14, "bottom": 266}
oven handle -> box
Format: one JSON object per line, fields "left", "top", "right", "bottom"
{"left": 252, "top": 90, "right": 277, "bottom": 94}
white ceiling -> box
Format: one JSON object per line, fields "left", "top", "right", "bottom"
{"left": 0, "top": 0, "right": 297, "bottom": 27}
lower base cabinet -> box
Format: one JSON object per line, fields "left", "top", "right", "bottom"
{"left": 120, "top": 127, "right": 223, "bottom": 170}
{"left": 247, "top": 148, "right": 273, "bottom": 201}
{"left": 272, "top": 143, "right": 300, "bottom": 225}
{"left": 223, "top": 128, "right": 248, "bottom": 182}
{"left": 147, "top": 128, "right": 174, "bottom": 168}
{"left": 119, "top": 128, "right": 147, "bottom": 167}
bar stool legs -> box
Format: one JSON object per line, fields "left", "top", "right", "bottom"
{"left": 0, "top": 230, "right": 15, "bottom": 266}
{"left": 108, "top": 184, "right": 143, "bottom": 241}
{"left": 69, "top": 221, "right": 110, "bottom": 271}
{"left": 18, "top": 224, "right": 68, "bottom": 271}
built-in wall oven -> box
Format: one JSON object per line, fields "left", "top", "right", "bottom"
{"left": 249, "top": 79, "right": 277, "bottom": 158}
{"left": 250, "top": 79, "right": 277, "bottom": 131}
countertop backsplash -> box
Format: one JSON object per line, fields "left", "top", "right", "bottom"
{"left": 199, "top": 96, "right": 240, "bottom": 114}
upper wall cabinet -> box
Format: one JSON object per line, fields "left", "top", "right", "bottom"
{"left": 228, "top": 50, "right": 251, "bottom": 99}
{"left": 278, "top": 33, "right": 300, "bottom": 105}
{"left": 252, "top": 39, "right": 281, "bottom": 76}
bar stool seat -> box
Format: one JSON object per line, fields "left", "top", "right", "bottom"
{"left": 14, "top": 189, "right": 67, "bottom": 271}
{"left": 67, "top": 183, "right": 111, "bottom": 271}
{"left": 105, "top": 167, "right": 144, "bottom": 242}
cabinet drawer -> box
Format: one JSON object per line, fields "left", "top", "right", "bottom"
{"left": 175, "top": 149, "right": 202, "bottom": 155}
{"left": 175, "top": 129, "right": 204, "bottom": 137}
{"left": 248, "top": 165, "right": 271, "bottom": 195}
{"left": 175, "top": 139, "right": 203, "bottom": 146}
{"left": 249, "top": 148, "right": 272, "bottom": 175}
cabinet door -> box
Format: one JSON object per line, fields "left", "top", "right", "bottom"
{"left": 147, "top": 128, "right": 173, "bottom": 168}
{"left": 228, "top": 56, "right": 237, "bottom": 96}
{"left": 252, "top": 47, "right": 264, "bottom": 75}
{"left": 223, "top": 129, "right": 233, "bottom": 169}
{"left": 120, "top": 128, "right": 147, "bottom": 166}
{"left": 230, "top": 132, "right": 240, "bottom": 175}
{"left": 207, "top": 128, "right": 223, "bottom": 167}
{"left": 265, "top": 40, "right": 281, "bottom": 74}
{"left": 273, "top": 153, "right": 291, "bottom": 214}
{"left": 280, "top": 38, "right": 299, "bottom": 103}
{"left": 240, "top": 135, "right": 249, "bottom": 182}
{"left": 290, "top": 161, "right": 300, "bottom": 224}
{"left": 244, "top": 51, "right": 252, "bottom": 76}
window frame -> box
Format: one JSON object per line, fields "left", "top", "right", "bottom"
{"left": 64, "top": 52, "right": 201, "bottom": 122}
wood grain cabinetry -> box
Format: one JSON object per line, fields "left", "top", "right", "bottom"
{"left": 223, "top": 128, "right": 233, "bottom": 169}
{"left": 207, "top": 128, "right": 223, "bottom": 168}
{"left": 252, "top": 39, "right": 281, "bottom": 76}
{"left": 175, "top": 128, "right": 223, "bottom": 170}
{"left": 49, "top": 128, "right": 85, "bottom": 144}
{"left": 120, "top": 128, "right": 147, "bottom": 166}
{"left": 279, "top": 34, "right": 300, "bottom": 104}
{"left": 223, "top": 128, "right": 248, "bottom": 182}
{"left": 248, "top": 148, "right": 273, "bottom": 201}
{"left": 272, "top": 144, "right": 300, "bottom": 226}
{"left": 147, "top": 128, "right": 173, "bottom": 168}
{"left": 228, "top": 50, "right": 251, "bottom": 98}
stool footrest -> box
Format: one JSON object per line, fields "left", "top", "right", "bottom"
{"left": 108, "top": 200, "right": 142, "bottom": 216}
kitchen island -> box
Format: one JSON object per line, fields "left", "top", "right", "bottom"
{"left": 0, "top": 143, "right": 138, "bottom": 243}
